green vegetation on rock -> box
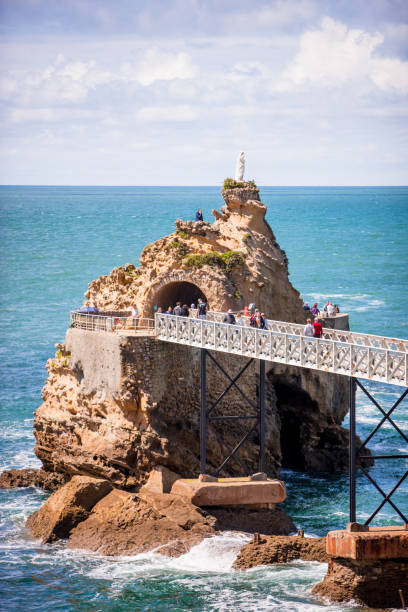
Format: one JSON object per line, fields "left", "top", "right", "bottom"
{"left": 223, "top": 178, "right": 258, "bottom": 190}
{"left": 176, "top": 230, "right": 188, "bottom": 239}
{"left": 183, "top": 250, "right": 244, "bottom": 274}
{"left": 169, "top": 238, "right": 189, "bottom": 257}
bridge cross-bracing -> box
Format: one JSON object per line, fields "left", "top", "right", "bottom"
{"left": 155, "top": 313, "right": 408, "bottom": 387}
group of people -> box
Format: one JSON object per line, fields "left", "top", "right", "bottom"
{"left": 160, "top": 298, "right": 208, "bottom": 319}
{"left": 222, "top": 308, "right": 269, "bottom": 328}
{"left": 303, "top": 301, "right": 340, "bottom": 317}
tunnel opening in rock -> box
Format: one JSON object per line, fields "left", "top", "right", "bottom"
{"left": 154, "top": 281, "right": 208, "bottom": 312}
{"left": 274, "top": 381, "right": 318, "bottom": 471}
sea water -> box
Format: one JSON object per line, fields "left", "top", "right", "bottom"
{"left": 0, "top": 186, "right": 407, "bottom": 611}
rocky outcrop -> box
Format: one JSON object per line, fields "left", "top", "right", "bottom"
{"left": 312, "top": 557, "right": 408, "bottom": 609}
{"left": 25, "top": 474, "right": 296, "bottom": 557}
{"left": 0, "top": 468, "right": 68, "bottom": 491}
{"left": 31, "top": 185, "right": 352, "bottom": 490}
{"left": 26, "top": 475, "right": 112, "bottom": 543}
{"left": 233, "top": 534, "right": 328, "bottom": 569}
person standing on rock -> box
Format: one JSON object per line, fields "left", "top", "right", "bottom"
{"left": 195, "top": 209, "right": 203, "bottom": 222}
{"left": 304, "top": 318, "right": 314, "bottom": 337}
{"left": 313, "top": 317, "right": 323, "bottom": 338}
{"left": 197, "top": 298, "right": 207, "bottom": 319}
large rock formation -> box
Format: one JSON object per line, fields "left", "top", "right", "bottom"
{"left": 31, "top": 185, "right": 352, "bottom": 489}
{"left": 26, "top": 474, "right": 295, "bottom": 556}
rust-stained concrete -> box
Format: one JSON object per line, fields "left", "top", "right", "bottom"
{"left": 326, "top": 525, "right": 408, "bottom": 560}
{"left": 170, "top": 476, "right": 286, "bottom": 507}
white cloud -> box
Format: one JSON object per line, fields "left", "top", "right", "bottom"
{"left": 9, "top": 108, "right": 105, "bottom": 123}
{"left": 125, "top": 47, "right": 198, "bottom": 86}
{"left": 277, "top": 17, "right": 408, "bottom": 94}
{"left": 137, "top": 105, "right": 199, "bottom": 122}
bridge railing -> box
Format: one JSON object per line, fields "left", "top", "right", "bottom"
{"left": 155, "top": 313, "right": 407, "bottom": 387}
{"left": 70, "top": 311, "right": 155, "bottom": 334}
{"left": 206, "top": 310, "right": 408, "bottom": 352}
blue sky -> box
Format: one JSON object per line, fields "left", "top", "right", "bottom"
{"left": 1, "top": 0, "right": 407, "bottom": 185}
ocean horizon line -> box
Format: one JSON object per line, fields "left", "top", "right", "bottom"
{"left": 1, "top": 184, "right": 407, "bottom": 189}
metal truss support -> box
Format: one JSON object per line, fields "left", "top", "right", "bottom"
{"left": 199, "top": 349, "right": 266, "bottom": 477}
{"left": 349, "top": 377, "right": 408, "bottom": 525}
{"left": 200, "top": 348, "right": 207, "bottom": 475}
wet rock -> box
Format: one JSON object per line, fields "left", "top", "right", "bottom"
{"left": 233, "top": 534, "right": 328, "bottom": 569}
{"left": 0, "top": 468, "right": 68, "bottom": 491}
{"left": 26, "top": 475, "right": 112, "bottom": 543}
{"left": 312, "top": 557, "right": 408, "bottom": 609}
{"left": 67, "top": 488, "right": 215, "bottom": 556}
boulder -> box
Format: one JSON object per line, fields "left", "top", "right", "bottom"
{"left": 26, "top": 475, "right": 112, "bottom": 543}
{"left": 67, "top": 488, "right": 214, "bottom": 556}
{"left": 0, "top": 468, "right": 68, "bottom": 491}
{"left": 140, "top": 465, "right": 181, "bottom": 494}
{"left": 233, "top": 534, "right": 328, "bottom": 569}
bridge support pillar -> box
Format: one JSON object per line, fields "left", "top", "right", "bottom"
{"left": 199, "top": 350, "right": 267, "bottom": 477}
{"left": 200, "top": 348, "right": 207, "bottom": 475}
{"left": 259, "top": 359, "right": 265, "bottom": 473}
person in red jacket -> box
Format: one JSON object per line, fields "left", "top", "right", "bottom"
{"left": 313, "top": 317, "right": 323, "bottom": 338}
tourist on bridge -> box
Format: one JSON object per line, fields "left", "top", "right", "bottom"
{"left": 303, "top": 318, "right": 314, "bottom": 337}
{"left": 166, "top": 306, "right": 173, "bottom": 315}
{"left": 131, "top": 304, "right": 139, "bottom": 328}
{"left": 195, "top": 209, "right": 203, "bottom": 222}
{"left": 261, "top": 313, "right": 269, "bottom": 329}
{"left": 313, "top": 317, "right": 323, "bottom": 338}
{"left": 243, "top": 305, "right": 250, "bottom": 318}
{"left": 223, "top": 309, "right": 236, "bottom": 325}
{"left": 235, "top": 312, "right": 244, "bottom": 326}
{"left": 197, "top": 298, "right": 207, "bottom": 319}
{"left": 173, "top": 302, "right": 183, "bottom": 316}
{"left": 181, "top": 304, "right": 189, "bottom": 316}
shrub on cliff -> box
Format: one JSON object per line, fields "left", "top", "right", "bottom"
{"left": 183, "top": 250, "right": 244, "bottom": 274}
{"left": 223, "top": 178, "right": 258, "bottom": 190}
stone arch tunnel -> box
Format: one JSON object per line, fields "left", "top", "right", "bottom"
{"left": 153, "top": 281, "right": 208, "bottom": 313}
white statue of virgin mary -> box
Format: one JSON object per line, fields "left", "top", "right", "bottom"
{"left": 235, "top": 151, "right": 245, "bottom": 182}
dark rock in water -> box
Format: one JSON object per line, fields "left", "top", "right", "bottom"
{"left": 233, "top": 534, "right": 328, "bottom": 569}
{"left": 26, "top": 475, "right": 112, "bottom": 543}
{"left": 0, "top": 468, "right": 68, "bottom": 491}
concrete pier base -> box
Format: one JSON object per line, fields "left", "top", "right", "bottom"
{"left": 313, "top": 525, "right": 408, "bottom": 609}
{"left": 170, "top": 476, "right": 286, "bottom": 508}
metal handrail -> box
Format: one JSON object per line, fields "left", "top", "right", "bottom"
{"left": 70, "top": 311, "right": 155, "bottom": 334}
{"left": 155, "top": 313, "right": 408, "bottom": 387}
{"left": 205, "top": 310, "right": 408, "bottom": 352}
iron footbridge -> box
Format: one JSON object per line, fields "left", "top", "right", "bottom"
{"left": 155, "top": 313, "right": 407, "bottom": 387}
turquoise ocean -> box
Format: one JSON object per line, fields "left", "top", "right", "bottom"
{"left": 0, "top": 186, "right": 407, "bottom": 611}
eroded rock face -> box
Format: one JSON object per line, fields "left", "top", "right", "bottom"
{"left": 26, "top": 475, "right": 112, "bottom": 543}
{"left": 312, "top": 557, "right": 408, "bottom": 609}
{"left": 233, "top": 534, "right": 328, "bottom": 569}
{"left": 0, "top": 468, "right": 68, "bottom": 491}
{"left": 31, "top": 186, "right": 351, "bottom": 489}
{"left": 84, "top": 187, "right": 295, "bottom": 318}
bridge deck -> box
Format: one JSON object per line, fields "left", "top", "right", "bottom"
{"left": 155, "top": 313, "right": 407, "bottom": 387}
